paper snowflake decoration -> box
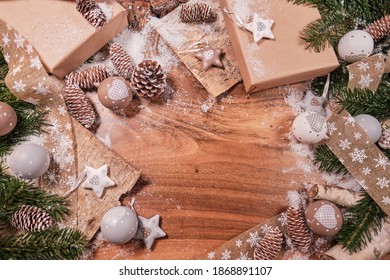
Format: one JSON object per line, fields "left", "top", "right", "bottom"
{"left": 244, "top": 13, "right": 274, "bottom": 43}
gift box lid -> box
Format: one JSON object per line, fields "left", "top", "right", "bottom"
{"left": 220, "top": 0, "right": 339, "bottom": 93}
{"left": 0, "top": 0, "right": 128, "bottom": 79}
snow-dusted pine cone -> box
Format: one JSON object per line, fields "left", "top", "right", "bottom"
{"left": 365, "top": 15, "right": 390, "bottom": 41}
{"left": 63, "top": 85, "right": 98, "bottom": 130}
{"left": 109, "top": 43, "right": 134, "bottom": 79}
{"left": 253, "top": 227, "right": 284, "bottom": 260}
{"left": 179, "top": 2, "right": 217, "bottom": 23}
{"left": 151, "top": 0, "right": 189, "bottom": 17}
{"left": 76, "top": 0, "right": 107, "bottom": 28}
{"left": 65, "top": 65, "right": 110, "bottom": 89}
{"left": 130, "top": 60, "right": 167, "bottom": 98}
{"left": 10, "top": 205, "right": 53, "bottom": 232}
{"left": 286, "top": 206, "right": 312, "bottom": 253}
{"left": 379, "top": 129, "right": 390, "bottom": 150}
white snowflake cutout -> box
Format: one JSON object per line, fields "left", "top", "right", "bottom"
{"left": 30, "top": 56, "right": 42, "bottom": 70}
{"left": 236, "top": 252, "right": 252, "bottom": 260}
{"left": 246, "top": 231, "right": 261, "bottom": 247}
{"left": 358, "top": 74, "right": 374, "bottom": 88}
{"left": 357, "top": 61, "right": 370, "bottom": 71}
{"left": 349, "top": 148, "right": 368, "bottom": 164}
{"left": 373, "top": 154, "right": 389, "bottom": 170}
{"left": 339, "top": 139, "right": 351, "bottom": 150}
{"left": 2, "top": 33, "right": 10, "bottom": 47}
{"left": 362, "top": 167, "right": 372, "bottom": 175}
{"left": 376, "top": 177, "right": 390, "bottom": 189}
{"left": 12, "top": 80, "right": 26, "bottom": 93}
{"left": 382, "top": 196, "right": 390, "bottom": 205}
{"left": 221, "top": 249, "right": 231, "bottom": 260}
{"left": 207, "top": 252, "right": 215, "bottom": 259}
{"left": 235, "top": 239, "right": 243, "bottom": 248}
{"left": 14, "top": 33, "right": 25, "bottom": 48}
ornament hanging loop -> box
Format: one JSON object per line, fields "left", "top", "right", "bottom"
{"left": 178, "top": 37, "right": 208, "bottom": 54}
{"left": 222, "top": 8, "right": 246, "bottom": 29}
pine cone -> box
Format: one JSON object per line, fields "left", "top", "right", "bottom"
{"left": 365, "top": 15, "right": 390, "bottom": 41}
{"left": 10, "top": 205, "right": 53, "bottom": 232}
{"left": 130, "top": 60, "right": 167, "bottom": 97}
{"left": 76, "top": 0, "right": 106, "bottom": 28}
{"left": 109, "top": 43, "right": 134, "bottom": 79}
{"left": 151, "top": 0, "right": 189, "bottom": 17}
{"left": 253, "top": 227, "right": 283, "bottom": 260}
{"left": 63, "top": 85, "right": 98, "bottom": 130}
{"left": 286, "top": 206, "right": 312, "bottom": 253}
{"left": 179, "top": 2, "right": 217, "bottom": 23}
{"left": 379, "top": 129, "right": 390, "bottom": 150}
{"left": 65, "top": 65, "right": 110, "bottom": 89}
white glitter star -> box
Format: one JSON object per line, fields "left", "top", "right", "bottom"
{"left": 83, "top": 164, "right": 115, "bottom": 197}
{"left": 245, "top": 13, "right": 274, "bottom": 43}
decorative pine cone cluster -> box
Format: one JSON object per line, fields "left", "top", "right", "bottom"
{"left": 179, "top": 2, "right": 217, "bottom": 23}
{"left": 365, "top": 14, "right": 390, "bottom": 41}
{"left": 286, "top": 206, "right": 312, "bottom": 253}
{"left": 253, "top": 227, "right": 284, "bottom": 260}
{"left": 130, "top": 60, "right": 167, "bottom": 98}
{"left": 63, "top": 85, "right": 98, "bottom": 130}
{"left": 10, "top": 205, "right": 53, "bottom": 232}
{"left": 76, "top": 0, "right": 107, "bottom": 28}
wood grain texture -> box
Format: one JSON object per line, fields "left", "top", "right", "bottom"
{"left": 90, "top": 59, "right": 324, "bottom": 259}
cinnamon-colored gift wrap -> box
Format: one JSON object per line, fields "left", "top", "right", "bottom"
{"left": 219, "top": 0, "right": 339, "bottom": 93}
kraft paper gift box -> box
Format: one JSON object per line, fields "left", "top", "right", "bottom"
{"left": 219, "top": 0, "right": 339, "bottom": 93}
{"left": 0, "top": 0, "right": 128, "bottom": 79}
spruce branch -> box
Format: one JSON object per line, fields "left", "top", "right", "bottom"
{"left": 0, "top": 169, "right": 69, "bottom": 226}
{"left": 0, "top": 84, "right": 47, "bottom": 157}
{"left": 337, "top": 192, "right": 387, "bottom": 253}
{"left": 314, "top": 145, "right": 348, "bottom": 174}
{"left": 0, "top": 48, "right": 8, "bottom": 81}
{"left": 336, "top": 84, "right": 390, "bottom": 121}
{"left": 0, "top": 227, "right": 86, "bottom": 260}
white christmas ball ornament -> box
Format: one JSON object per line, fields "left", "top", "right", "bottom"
{"left": 354, "top": 114, "right": 382, "bottom": 143}
{"left": 337, "top": 30, "right": 374, "bottom": 63}
{"left": 101, "top": 206, "right": 138, "bottom": 244}
{"left": 8, "top": 143, "right": 50, "bottom": 179}
{"left": 292, "top": 111, "right": 328, "bottom": 144}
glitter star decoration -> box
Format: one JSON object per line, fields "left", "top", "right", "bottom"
{"left": 245, "top": 13, "right": 274, "bottom": 43}
{"left": 297, "top": 90, "right": 327, "bottom": 116}
{"left": 83, "top": 164, "right": 115, "bottom": 198}
{"left": 194, "top": 45, "right": 223, "bottom": 71}
{"left": 136, "top": 214, "right": 166, "bottom": 249}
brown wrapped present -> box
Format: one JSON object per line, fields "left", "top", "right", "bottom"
{"left": 0, "top": 0, "right": 128, "bottom": 79}
{"left": 219, "top": 0, "right": 339, "bottom": 93}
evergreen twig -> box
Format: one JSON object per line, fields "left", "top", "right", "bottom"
{"left": 0, "top": 166, "right": 69, "bottom": 226}
{"left": 314, "top": 145, "right": 348, "bottom": 174}
{"left": 0, "top": 228, "right": 86, "bottom": 260}
{"left": 337, "top": 192, "right": 387, "bottom": 253}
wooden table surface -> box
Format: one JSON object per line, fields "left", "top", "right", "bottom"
{"left": 90, "top": 60, "right": 329, "bottom": 260}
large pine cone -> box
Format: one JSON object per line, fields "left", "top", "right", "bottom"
{"left": 65, "top": 65, "right": 110, "bottom": 89}
{"left": 286, "top": 206, "right": 312, "bottom": 253}
{"left": 253, "top": 227, "right": 284, "bottom": 260}
{"left": 76, "top": 0, "right": 95, "bottom": 15}
{"left": 130, "top": 60, "right": 167, "bottom": 98}
{"left": 179, "top": 2, "right": 217, "bottom": 23}
{"left": 63, "top": 85, "right": 98, "bottom": 130}
{"left": 10, "top": 205, "right": 53, "bottom": 232}
{"left": 109, "top": 43, "right": 134, "bottom": 79}
{"left": 365, "top": 15, "right": 390, "bottom": 41}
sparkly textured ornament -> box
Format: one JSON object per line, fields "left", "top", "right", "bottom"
{"left": 286, "top": 206, "right": 312, "bottom": 253}
{"left": 354, "top": 114, "right": 382, "bottom": 143}
{"left": 253, "top": 227, "right": 283, "bottom": 260}
{"left": 365, "top": 15, "right": 390, "bottom": 42}
{"left": 305, "top": 200, "right": 343, "bottom": 237}
{"left": 292, "top": 111, "right": 328, "bottom": 144}
{"left": 10, "top": 205, "right": 53, "bottom": 232}
{"left": 136, "top": 214, "right": 166, "bottom": 249}
{"left": 179, "top": 2, "right": 217, "bottom": 23}
{"left": 101, "top": 206, "right": 138, "bottom": 244}
{"left": 194, "top": 45, "right": 223, "bottom": 71}
{"left": 337, "top": 30, "right": 374, "bottom": 63}
{"left": 297, "top": 91, "right": 327, "bottom": 117}
{"left": 379, "top": 129, "right": 390, "bottom": 150}
{"left": 98, "top": 77, "right": 133, "bottom": 110}
{"left": 109, "top": 43, "right": 134, "bottom": 79}
{"left": 0, "top": 101, "right": 17, "bottom": 137}
{"left": 8, "top": 143, "right": 50, "bottom": 179}
{"left": 76, "top": 0, "right": 106, "bottom": 28}
{"left": 130, "top": 60, "right": 167, "bottom": 98}
{"left": 244, "top": 13, "right": 274, "bottom": 43}
{"left": 65, "top": 65, "right": 110, "bottom": 89}
{"left": 83, "top": 164, "right": 115, "bottom": 198}
{"left": 63, "top": 85, "right": 97, "bottom": 130}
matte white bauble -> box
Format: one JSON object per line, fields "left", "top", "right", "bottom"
{"left": 354, "top": 114, "right": 382, "bottom": 143}
{"left": 337, "top": 30, "right": 374, "bottom": 63}
{"left": 8, "top": 143, "right": 50, "bottom": 179}
{"left": 101, "top": 206, "right": 138, "bottom": 244}
{"left": 292, "top": 111, "right": 328, "bottom": 144}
